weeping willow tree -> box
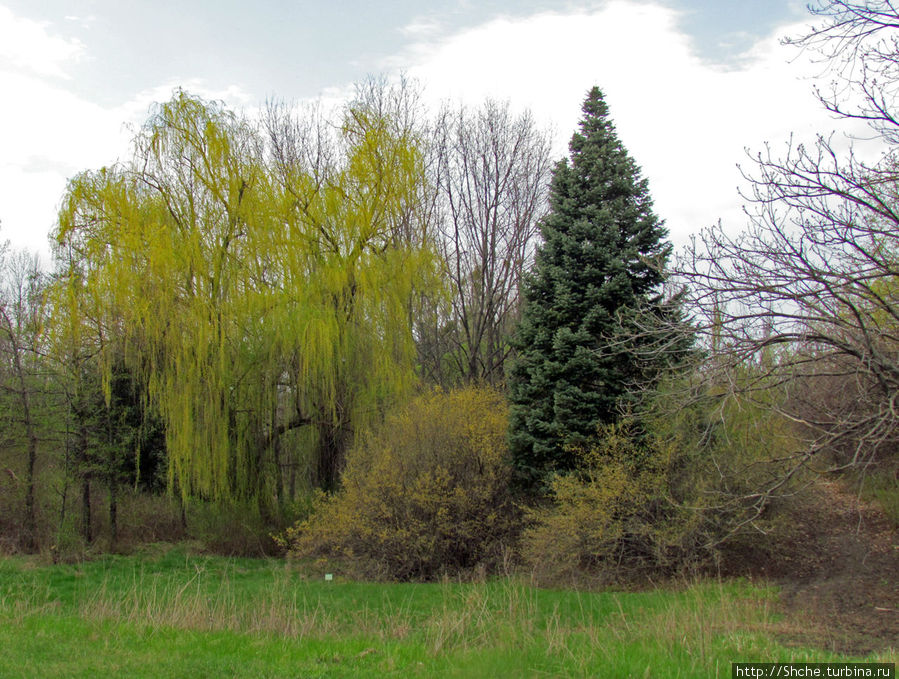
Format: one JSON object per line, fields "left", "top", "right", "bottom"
{"left": 52, "top": 90, "right": 443, "bottom": 508}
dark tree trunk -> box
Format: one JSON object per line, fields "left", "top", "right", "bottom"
{"left": 107, "top": 410, "right": 118, "bottom": 548}
{"left": 108, "top": 479, "right": 118, "bottom": 548}
{"left": 2, "top": 311, "right": 39, "bottom": 551}
{"left": 23, "top": 425, "right": 38, "bottom": 552}
{"left": 78, "top": 422, "right": 92, "bottom": 544}
{"left": 315, "top": 423, "right": 346, "bottom": 492}
{"left": 81, "top": 475, "right": 92, "bottom": 544}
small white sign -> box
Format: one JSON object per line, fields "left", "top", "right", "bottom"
{"left": 324, "top": 573, "right": 333, "bottom": 581}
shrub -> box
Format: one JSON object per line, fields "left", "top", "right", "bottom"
{"left": 521, "top": 360, "right": 823, "bottom": 586}
{"left": 866, "top": 466, "right": 899, "bottom": 529}
{"left": 283, "top": 386, "right": 519, "bottom": 580}
{"left": 653, "top": 377, "right": 817, "bottom": 576}
{"left": 521, "top": 420, "right": 704, "bottom": 585}
{"left": 185, "top": 500, "right": 282, "bottom": 557}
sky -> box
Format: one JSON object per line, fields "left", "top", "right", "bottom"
{"left": 0, "top": 0, "right": 872, "bottom": 262}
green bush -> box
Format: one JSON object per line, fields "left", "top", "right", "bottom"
{"left": 185, "top": 500, "right": 285, "bottom": 557}
{"left": 283, "top": 386, "right": 520, "bottom": 580}
{"left": 856, "top": 461, "right": 899, "bottom": 529}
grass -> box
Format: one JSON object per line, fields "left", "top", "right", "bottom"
{"left": 0, "top": 546, "right": 891, "bottom": 678}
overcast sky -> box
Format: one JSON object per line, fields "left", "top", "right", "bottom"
{"left": 0, "top": 0, "right": 869, "bottom": 261}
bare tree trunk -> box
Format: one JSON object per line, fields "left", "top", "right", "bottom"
{"left": 81, "top": 476, "right": 92, "bottom": 544}
{"left": 315, "top": 422, "right": 347, "bottom": 492}
{"left": 272, "top": 404, "right": 284, "bottom": 510}
{"left": 24, "top": 424, "right": 37, "bottom": 551}
{"left": 108, "top": 470, "right": 118, "bottom": 548}
{"left": 78, "top": 423, "right": 92, "bottom": 544}
{"left": 0, "top": 261, "right": 44, "bottom": 552}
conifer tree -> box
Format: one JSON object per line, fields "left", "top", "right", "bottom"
{"left": 508, "top": 87, "right": 669, "bottom": 484}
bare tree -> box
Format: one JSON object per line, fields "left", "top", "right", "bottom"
{"left": 424, "top": 100, "right": 552, "bottom": 386}
{"left": 785, "top": 0, "right": 899, "bottom": 142}
{"left": 666, "top": 0, "right": 899, "bottom": 536}
{"left": 0, "top": 245, "right": 49, "bottom": 550}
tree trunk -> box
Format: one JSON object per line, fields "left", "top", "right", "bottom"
{"left": 81, "top": 475, "right": 92, "bottom": 544}
{"left": 78, "top": 422, "right": 92, "bottom": 544}
{"left": 107, "top": 409, "right": 118, "bottom": 548}
{"left": 315, "top": 423, "right": 346, "bottom": 492}
{"left": 23, "top": 427, "right": 37, "bottom": 552}
{"left": 108, "top": 479, "right": 118, "bottom": 548}
{"left": 273, "top": 405, "right": 284, "bottom": 509}
{"left": 2, "top": 310, "right": 39, "bottom": 552}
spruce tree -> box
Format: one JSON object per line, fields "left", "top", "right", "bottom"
{"left": 508, "top": 86, "right": 669, "bottom": 484}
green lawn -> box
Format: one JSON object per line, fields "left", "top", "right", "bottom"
{"left": 0, "top": 547, "right": 887, "bottom": 678}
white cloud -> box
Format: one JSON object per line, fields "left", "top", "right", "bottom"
{"left": 0, "top": 75, "right": 254, "bottom": 258}
{"left": 0, "top": 4, "right": 253, "bottom": 259}
{"left": 0, "top": 5, "right": 85, "bottom": 79}
{"left": 116, "top": 79, "right": 256, "bottom": 126}
{"left": 387, "top": 1, "right": 876, "bottom": 246}
{"left": 64, "top": 14, "right": 96, "bottom": 30}
{"left": 0, "top": 70, "right": 125, "bottom": 256}
{"left": 399, "top": 17, "right": 443, "bottom": 39}
{"left": 0, "top": 1, "right": 887, "bottom": 262}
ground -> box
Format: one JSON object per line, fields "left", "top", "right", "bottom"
{"left": 742, "top": 479, "right": 898, "bottom": 655}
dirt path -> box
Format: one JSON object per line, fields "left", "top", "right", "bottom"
{"left": 763, "top": 480, "right": 898, "bottom": 655}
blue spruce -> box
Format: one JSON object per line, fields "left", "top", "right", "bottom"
{"left": 508, "top": 86, "right": 670, "bottom": 485}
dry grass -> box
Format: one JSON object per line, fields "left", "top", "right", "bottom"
{"left": 2, "top": 552, "right": 886, "bottom": 678}
{"left": 72, "top": 564, "right": 781, "bottom": 668}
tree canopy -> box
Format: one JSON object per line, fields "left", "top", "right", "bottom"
{"left": 52, "top": 90, "right": 443, "bottom": 504}
{"left": 674, "top": 0, "right": 899, "bottom": 488}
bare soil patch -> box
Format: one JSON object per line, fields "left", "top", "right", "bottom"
{"left": 730, "top": 479, "right": 898, "bottom": 655}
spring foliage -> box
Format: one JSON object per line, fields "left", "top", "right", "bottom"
{"left": 522, "top": 421, "right": 686, "bottom": 584}
{"left": 52, "top": 91, "right": 444, "bottom": 504}
{"left": 284, "top": 386, "right": 519, "bottom": 580}
{"left": 521, "top": 378, "right": 805, "bottom": 585}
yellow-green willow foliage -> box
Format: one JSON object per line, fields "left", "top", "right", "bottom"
{"left": 52, "top": 90, "right": 444, "bottom": 505}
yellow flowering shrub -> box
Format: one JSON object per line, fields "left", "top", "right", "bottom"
{"left": 283, "top": 386, "right": 519, "bottom": 580}
{"left": 522, "top": 421, "right": 701, "bottom": 585}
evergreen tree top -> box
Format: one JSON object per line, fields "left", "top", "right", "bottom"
{"left": 544, "top": 86, "right": 666, "bottom": 251}
{"left": 572, "top": 86, "right": 610, "bottom": 142}
{"left": 569, "top": 87, "right": 616, "bottom": 153}
{"left": 566, "top": 88, "right": 645, "bottom": 189}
